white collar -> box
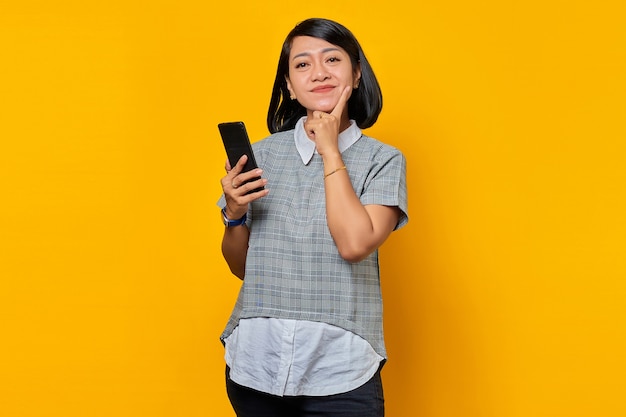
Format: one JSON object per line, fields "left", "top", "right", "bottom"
{"left": 294, "top": 117, "right": 362, "bottom": 165}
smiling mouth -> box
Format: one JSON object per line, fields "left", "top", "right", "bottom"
{"left": 311, "top": 85, "right": 335, "bottom": 93}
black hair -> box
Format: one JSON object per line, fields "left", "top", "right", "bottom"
{"left": 267, "top": 18, "right": 383, "bottom": 133}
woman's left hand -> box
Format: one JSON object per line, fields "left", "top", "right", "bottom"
{"left": 304, "top": 86, "right": 351, "bottom": 156}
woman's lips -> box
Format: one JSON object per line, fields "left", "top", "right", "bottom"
{"left": 311, "top": 85, "right": 335, "bottom": 93}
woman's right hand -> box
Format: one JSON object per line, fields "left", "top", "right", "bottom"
{"left": 220, "top": 155, "right": 269, "bottom": 219}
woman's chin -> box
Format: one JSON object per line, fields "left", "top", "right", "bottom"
{"left": 302, "top": 99, "right": 337, "bottom": 114}
{"left": 314, "top": 105, "right": 336, "bottom": 113}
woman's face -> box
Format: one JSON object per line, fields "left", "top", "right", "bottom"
{"left": 286, "top": 36, "right": 360, "bottom": 118}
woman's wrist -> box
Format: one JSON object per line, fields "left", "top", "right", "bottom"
{"left": 324, "top": 165, "right": 347, "bottom": 179}
{"left": 222, "top": 209, "right": 247, "bottom": 227}
{"left": 321, "top": 152, "right": 344, "bottom": 169}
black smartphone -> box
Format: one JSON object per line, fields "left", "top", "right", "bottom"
{"left": 217, "top": 121, "right": 264, "bottom": 194}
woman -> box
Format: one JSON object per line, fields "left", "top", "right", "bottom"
{"left": 218, "top": 18, "right": 408, "bottom": 417}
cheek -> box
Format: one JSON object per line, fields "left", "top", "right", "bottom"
{"left": 289, "top": 77, "right": 307, "bottom": 93}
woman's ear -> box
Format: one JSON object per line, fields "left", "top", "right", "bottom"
{"left": 285, "top": 77, "right": 296, "bottom": 100}
{"left": 353, "top": 64, "right": 362, "bottom": 89}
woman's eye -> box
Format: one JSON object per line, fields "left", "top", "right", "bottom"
{"left": 327, "top": 57, "right": 340, "bottom": 63}
{"left": 295, "top": 62, "right": 308, "bottom": 69}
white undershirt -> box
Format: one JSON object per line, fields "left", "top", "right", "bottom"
{"left": 225, "top": 318, "right": 383, "bottom": 396}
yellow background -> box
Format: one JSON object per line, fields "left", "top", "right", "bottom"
{"left": 1, "top": 1, "right": 625, "bottom": 416}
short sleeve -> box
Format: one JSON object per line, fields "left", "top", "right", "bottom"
{"left": 359, "top": 149, "right": 408, "bottom": 230}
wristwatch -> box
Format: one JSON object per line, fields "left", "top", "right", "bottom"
{"left": 222, "top": 208, "right": 247, "bottom": 227}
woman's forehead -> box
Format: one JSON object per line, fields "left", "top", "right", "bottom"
{"left": 289, "top": 36, "right": 345, "bottom": 58}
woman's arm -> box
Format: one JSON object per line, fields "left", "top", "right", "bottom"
{"left": 322, "top": 152, "right": 400, "bottom": 263}
{"left": 305, "top": 87, "right": 401, "bottom": 263}
{"left": 221, "top": 223, "right": 250, "bottom": 279}
{"left": 220, "top": 155, "right": 269, "bottom": 279}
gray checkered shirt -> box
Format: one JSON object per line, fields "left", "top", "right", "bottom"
{"left": 220, "top": 125, "right": 408, "bottom": 358}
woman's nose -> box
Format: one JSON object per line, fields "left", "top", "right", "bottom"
{"left": 312, "top": 65, "right": 330, "bottom": 81}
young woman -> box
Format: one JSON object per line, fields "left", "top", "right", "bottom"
{"left": 218, "top": 18, "right": 408, "bottom": 417}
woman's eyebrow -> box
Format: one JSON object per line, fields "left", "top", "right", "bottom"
{"left": 291, "top": 48, "right": 341, "bottom": 61}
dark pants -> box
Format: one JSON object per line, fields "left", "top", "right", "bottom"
{"left": 226, "top": 366, "right": 385, "bottom": 417}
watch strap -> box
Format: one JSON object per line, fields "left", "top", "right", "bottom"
{"left": 222, "top": 208, "right": 247, "bottom": 227}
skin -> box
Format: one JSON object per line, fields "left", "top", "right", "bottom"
{"left": 220, "top": 36, "right": 400, "bottom": 279}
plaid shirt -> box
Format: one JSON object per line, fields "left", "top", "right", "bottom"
{"left": 219, "top": 121, "right": 408, "bottom": 360}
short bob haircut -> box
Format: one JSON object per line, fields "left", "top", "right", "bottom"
{"left": 267, "top": 18, "right": 383, "bottom": 133}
